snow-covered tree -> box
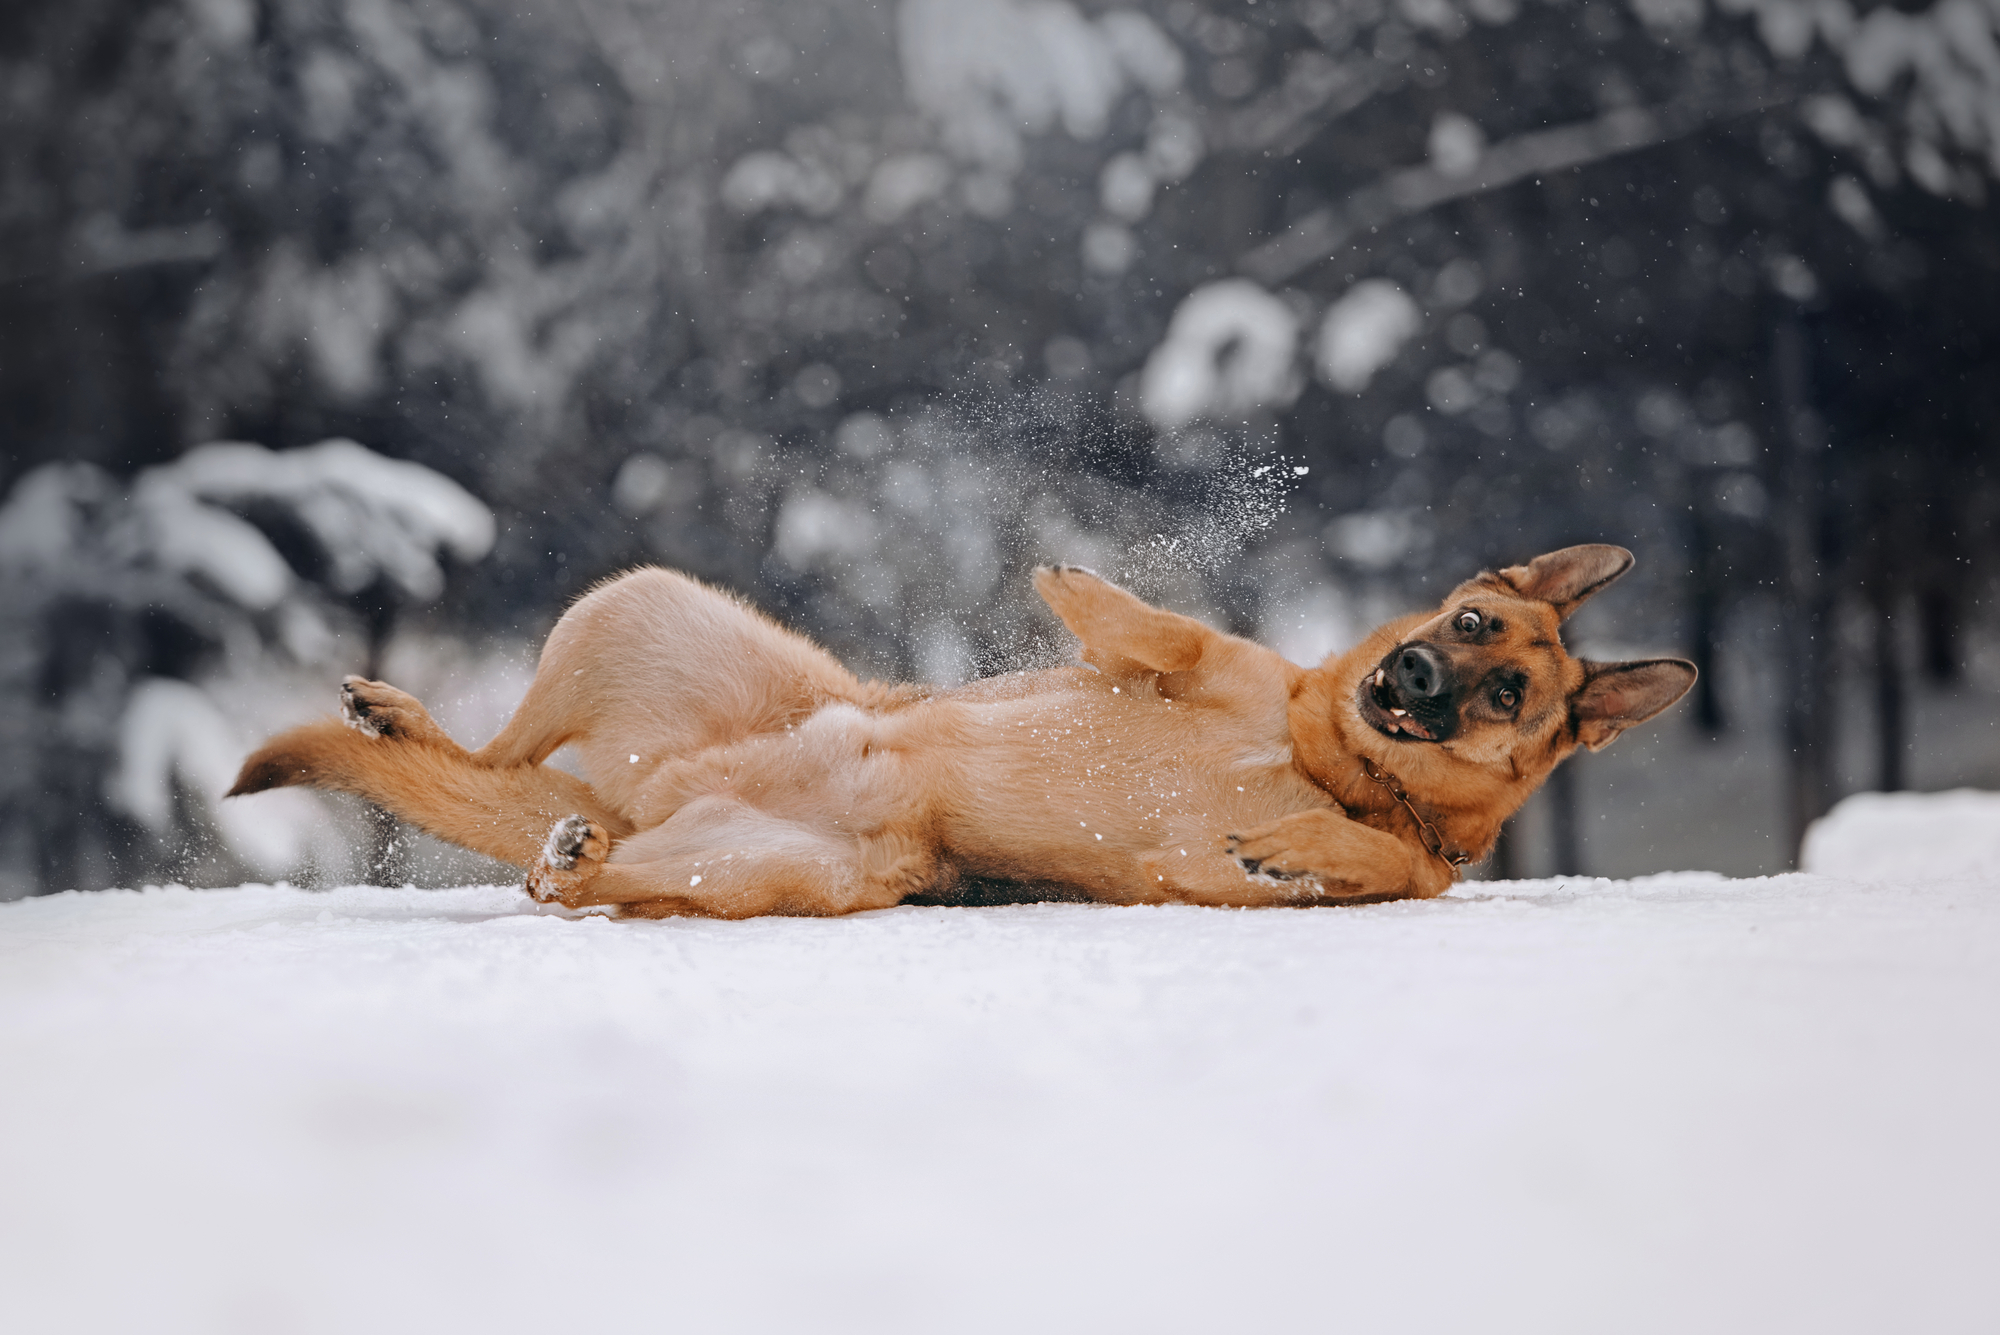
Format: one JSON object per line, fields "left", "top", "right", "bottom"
{"left": 0, "top": 440, "right": 493, "bottom": 896}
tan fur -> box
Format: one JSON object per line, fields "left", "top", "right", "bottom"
{"left": 230, "top": 552, "right": 1694, "bottom": 917}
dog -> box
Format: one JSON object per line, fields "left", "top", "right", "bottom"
{"left": 229, "top": 544, "right": 1694, "bottom": 916}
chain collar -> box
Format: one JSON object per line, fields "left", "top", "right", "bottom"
{"left": 1359, "top": 756, "right": 1472, "bottom": 873}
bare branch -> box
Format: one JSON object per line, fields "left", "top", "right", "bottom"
{"left": 1237, "top": 90, "right": 1794, "bottom": 287}
{"left": 1206, "top": 55, "right": 1389, "bottom": 158}
{"left": 65, "top": 215, "right": 225, "bottom": 278}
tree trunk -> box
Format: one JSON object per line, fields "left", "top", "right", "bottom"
{"left": 1873, "top": 595, "right": 1906, "bottom": 793}
{"left": 1772, "top": 317, "right": 1837, "bottom": 863}
{"left": 1688, "top": 503, "right": 1726, "bottom": 734}
{"left": 1918, "top": 583, "right": 1961, "bottom": 685}
{"left": 1488, "top": 816, "right": 1519, "bottom": 881}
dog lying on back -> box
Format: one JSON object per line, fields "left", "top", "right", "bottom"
{"left": 230, "top": 544, "right": 1694, "bottom": 917}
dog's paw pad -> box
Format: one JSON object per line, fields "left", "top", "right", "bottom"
{"left": 525, "top": 815, "right": 608, "bottom": 907}
{"left": 339, "top": 676, "right": 448, "bottom": 744}
{"left": 339, "top": 679, "right": 382, "bottom": 737}
{"left": 541, "top": 814, "right": 602, "bottom": 871}
{"left": 1234, "top": 851, "right": 1306, "bottom": 883}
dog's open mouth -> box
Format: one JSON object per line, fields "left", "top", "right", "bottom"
{"left": 1357, "top": 664, "right": 1442, "bottom": 741}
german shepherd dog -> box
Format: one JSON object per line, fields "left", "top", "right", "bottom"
{"left": 230, "top": 544, "right": 1693, "bottom": 916}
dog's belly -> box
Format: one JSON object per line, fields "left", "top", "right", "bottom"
{"left": 628, "top": 701, "right": 934, "bottom": 838}
{"left": 623, "top": 674, "right": 1333, "bottom": 901}
{"left": 931, "top": 675, "right": 1331, "bottom": 896}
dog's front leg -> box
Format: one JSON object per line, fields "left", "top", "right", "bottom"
{"left": 1224, "top": 810, "right": 1455, "bottom": 902}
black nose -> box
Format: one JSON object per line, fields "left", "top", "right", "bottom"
{"left": 1394, "top": 644, "right": 1449, "bottom": 699}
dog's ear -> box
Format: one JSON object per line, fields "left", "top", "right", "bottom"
{"left": 1571, "top": 658, "right": 1698, "bottom": 751}
{"left": 1496, "top": 544, "right": 1634, "bottom": 619}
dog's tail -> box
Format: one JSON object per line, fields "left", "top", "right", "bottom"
{"left": 228, "top": 719, "right": 633, "bottom": 870}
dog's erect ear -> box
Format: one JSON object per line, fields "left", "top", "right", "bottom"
{"left": 1496, "top": 545, "right": 1634, "bottom": 619}
{"left": 1571, "top": 658, "right": 1698, "bottom": 751}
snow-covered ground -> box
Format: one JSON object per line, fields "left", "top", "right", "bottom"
{"left": 3, "top": 795, "right": 1996, "bottom": 1334}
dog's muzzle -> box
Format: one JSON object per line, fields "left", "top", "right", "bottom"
{"left": 1359, "top": 643, "right": 1458, "bottom": 742}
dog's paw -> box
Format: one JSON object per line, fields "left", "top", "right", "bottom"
{"left": 542, "top": 814, "right": 607, "bottom": 872}
{"left": 1033, "top": 563, "right": 1104, "bottom": 587}
{"left": 339, "top": 678, "right": 382, "bottom": 736}
{"left": 525, "top": 815, "right": 610, "bottom": 905}
{"left": 1224, "top": 833, "right": 1308, "bottom": 882}
{"left": 339, "top": 676, "right": 444, "bottom": 743}
{"left": 1225, "top": 816, "right": 1339, "bottom": 887}
{"left": 1226, "top": 812, "right": 1394, "bottom": 899}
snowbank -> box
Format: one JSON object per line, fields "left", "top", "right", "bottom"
{"left": 1802, "top": 787, "right": 2000, "bottom": 883}
{"left": 3, "top": 805, "right": 1996, "bottom": 1333}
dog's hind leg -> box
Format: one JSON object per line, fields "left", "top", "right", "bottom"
{"left": 471, "top": 567, "right": 875, "bottom": 812}
{"left": 230, "top": 682, "right": 632, "bottom": 869}
{"left": 1032, "top": 565, "right": 1212, "bottom": 676}
{"left": 524, "top": 799, "right": 943, "bottom": 919}
{"left": 1032, "top": 565, "right": 1297, "bottom": 711}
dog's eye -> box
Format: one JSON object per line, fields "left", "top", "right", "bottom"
{"left": 1456, "top": 611, "right": 1482, "bottom": 633}
{"left": 1494, "top": 687, "right": 1519, "bottom": 710}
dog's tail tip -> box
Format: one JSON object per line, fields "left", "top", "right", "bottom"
{"left": 226, "top": 749, "right": 296, "bottom": 797}
{"left": 226, "top": 719, "right": 351, "bottom": 797}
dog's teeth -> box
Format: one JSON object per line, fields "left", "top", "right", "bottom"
{"left": 1374, "top": 669, "right": 1386, "bottom": 686}
{"left": 1389, "top": 707, "right": 1406, "bottom": 716}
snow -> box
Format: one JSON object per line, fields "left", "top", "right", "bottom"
{"left": 251, "top": 245, "right": 396, "bottom": 398}
{"left": 1097, "top": 150, "right": 1155, "bottom": 221}
{"left": 107, "top": 677, "right": 327, "bottom": 876}
{"left": 774, "top": 487, "right": 883, "bottom": 569}
{"left": 0, "top": 441, "right": 502, "bottom": 884}
{"left": 159, "top": 439, "right": 496, "bottom": 600}
{"left": 133, "top": 471, "right": 297, "bottom": 610}
{"left": 0, "top": 440, "right": 498, "bottom": 613}
{"left": 862, "top": 152, "right": 953, "bottom": 223}
{"left": 898, "top": 0, "right": 1178, "bottom": 179}
{"left": 1802, "top": 787, "right": 2000, "bottom": 882}
{"left": 1831, "top": 0, "right": 2000, "bottom": 178}
{"left": 1323, "top": 506, "right": 1430, "bottom": 569}
{"left": 1140, "top": 280, "right": 1302, "bottom": 428}
{"left": 1315, "top": 278, "right": 1423, "bottom": 393}
{"left": 720, "top": 149, "right": 844, "bottom": 217}
{"left": 3, "top": 792, "right": 1996, "bottom": 1333}
{"left": 1142, "top": 109, "right": 1203, "bottom": 182}
{"left": 0, "top": 460, "right": 108, "bottom": 569}
{"left": 1428, "top": 111, "right": 1487, "bottom": 177}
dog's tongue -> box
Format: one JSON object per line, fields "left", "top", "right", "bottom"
{"left": 1392, "top": 715, "right": 1435, "bottom": 740}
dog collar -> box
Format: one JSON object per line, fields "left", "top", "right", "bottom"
{"left": 1359, "top": 757, "right": 1472, "bottom": 873}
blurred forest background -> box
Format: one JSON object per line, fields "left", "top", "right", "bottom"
{"left": 2, "top": 0, "right": 1996, "bottom": 899}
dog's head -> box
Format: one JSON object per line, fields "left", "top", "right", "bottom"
{"left": 1314, "top": 544, "right": 1695, "bottom": 809}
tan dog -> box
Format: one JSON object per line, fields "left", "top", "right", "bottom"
{"left": 230, "top": 544, "right": 1693, "bottom": 916}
